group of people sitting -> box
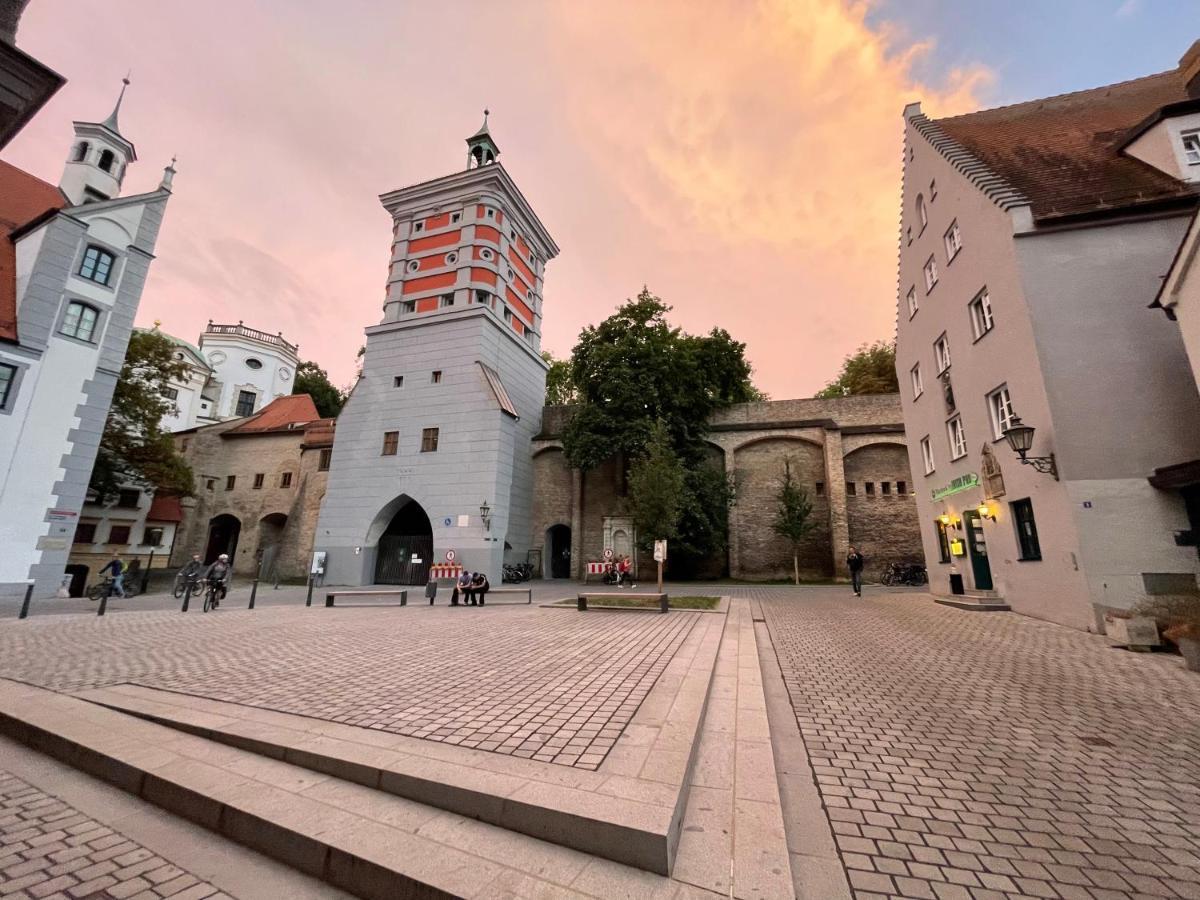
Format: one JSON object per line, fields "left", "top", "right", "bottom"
{"left": 605, "top": 555, "right": 636, "bottom": 587}
{"left": 452, "top": 570, "right": 490, "bottom": 606}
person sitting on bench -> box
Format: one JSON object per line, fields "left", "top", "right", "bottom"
{"left": 465, "top": 571, "right": 490, "bottom": 606}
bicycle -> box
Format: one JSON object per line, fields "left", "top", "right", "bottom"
{"left": 202, "top": 579, "right": 224, "bottom": 613}
{"left": 86, "top": 576, "right": 139, "bottom": 601}
{"left": 173, "top": 572, "right": 201, "bottom": 599}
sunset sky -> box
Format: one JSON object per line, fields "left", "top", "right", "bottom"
{"left": 6, "top": 1, "right": 1198, "bottom": 397}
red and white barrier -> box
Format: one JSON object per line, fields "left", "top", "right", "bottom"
{"left": 429, "top": 564, "right": 463, "bottom": 581}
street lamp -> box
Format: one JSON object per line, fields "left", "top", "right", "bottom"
{"left": 1002, "top": 415, "right": 1059, "bottom": 480}
{"left": 479, "top": 501, "right": 492, "bottom": 531}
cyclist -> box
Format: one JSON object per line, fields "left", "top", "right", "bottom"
{"left": 177, "top": 554, "right": 204, "bottom": 594}
{"left": 202, "top": 553, "right": 233, "bottom": 608}
{"left": 98, "top": 552, "right": 127, "bottom": 598}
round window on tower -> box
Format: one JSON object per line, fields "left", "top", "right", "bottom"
{"left": 278, "top": 367, "right": 292, "bottom": 381}
{"left": 506, "top": 268, "right": 514, "bottom": 281}
{"left": 246, "top": 358, "right": 263, "bottom": 370}
{"left": 480, "top": 248, "right": 494, "bottom": 261}
{"left": 444, "top": 252, "right": 458, "bottom": 265}
{"left": 406, "top": 260, "right": 420, "bottom": 274}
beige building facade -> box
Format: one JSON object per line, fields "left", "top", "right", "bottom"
{"left": 896, "top": 41, "right": 1200, "bottom": 630}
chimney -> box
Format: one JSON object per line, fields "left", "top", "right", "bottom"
{"left": 1181, "top": 38, "right": 1200, "bottom": 99}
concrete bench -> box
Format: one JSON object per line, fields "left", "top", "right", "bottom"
{"left": 325, "top": 589, "right": 407, "bottom": 608}
{"left": 488, "top": 587, "right": 532, "bottom": 604}
{"left": 577, "top": 592, "right": 668, "bottom": 612}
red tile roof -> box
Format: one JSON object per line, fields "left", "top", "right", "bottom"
{"left": 301, "top": 418, "right": 336, "bottom": 448}
{"left": 0, "top": 159, "right": 65, "bottom": 342}
{"left": 934, "top": 68, "right": 1199, "bottom": 223}
{"left": 146, "top": 494, "right": 184, "bottom": 523}
{"left": 225, "top": 394, "right": 321, "bottom": 435}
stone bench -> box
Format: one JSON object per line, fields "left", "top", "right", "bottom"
{"left": 577, "top": 592, "right": 668, "bottom": 612}
{"left": 325, "top": 589, "right": 407, "bottom": 608}
{"left": 488, "top": 587, "right": 532, "bottom": 604}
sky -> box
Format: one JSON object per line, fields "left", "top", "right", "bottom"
{"left": 5, "top": 0, "right": 1199, "bottom": 398}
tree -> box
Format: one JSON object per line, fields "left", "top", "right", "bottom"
{"left": 293, "top": 360, "right": 345, "bottom": 418}
{"left": 773, "top": 458, "right": 818, "bottom": 585}
{"left": 815, "top": 340, "right": 899, "bottom": 398}
{"left": 541, "top": 351, "right": 576, "bottom": 405}
{"left": 90, "top": 330, "right": 193, "bottom": 504}
{"left": 629, "top": 423, "right": 685, "bottom": 549}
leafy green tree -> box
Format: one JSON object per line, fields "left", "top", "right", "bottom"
{"left": 629, "top": 422, "right": 685, "bottom": 548}
{"left": 773, "top": 458, "right": 818, "bottom": 585}
{"left": 90, "top": 330, "right": 193, "bottom": 503}
{"left": 541, "top": 351, "right": 576, "bottom": 405}
{"left": 293, "top": 360, "right": 345, "bottom": 418}
{"left": 815, "top": 340, "right": 899, "bottom": 398}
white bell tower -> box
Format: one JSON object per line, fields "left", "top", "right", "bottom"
{"left": 59, "top": 76, "right": 138, "bottom": 206}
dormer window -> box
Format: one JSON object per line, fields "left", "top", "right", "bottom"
{"left": 98, "top": 149, "right": 115, "bottom": 173}
{"left": 78, "top": 245, "right": 115, "bottom": 286}
{"left": 1183, "top": 130, "right": 1200, "bottom": 166}
{"left": 73, "top": 142, "right": 89, "bottom": 162}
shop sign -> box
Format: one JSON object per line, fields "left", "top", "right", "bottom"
{"left": 931, "top": 472, "right": 979, "bottom": 501}
{"left": 949, "top": 539, "right": 966, "bottom": 557}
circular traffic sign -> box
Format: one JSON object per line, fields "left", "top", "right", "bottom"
{"left": 603, "top": 548, "right": 614, "bottom": 560}
{"left": 446, "top": 549, "right": 456, "bottom": 562}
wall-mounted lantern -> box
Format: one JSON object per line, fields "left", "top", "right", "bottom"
{"left": 479, "top": 500, "right": 492, "bottom": 531}
{"left": 976, "top": 500, "right": 997, "bottom": 522}
{"left": 1002, "top": 415, "right": 1059, "bottom": 480}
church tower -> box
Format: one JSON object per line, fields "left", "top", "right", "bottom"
{"left": 315, "top": 114, "right": 560, "bottom": 588}
{"left": 59, "top": 77, "right": 137, "bottom": 205}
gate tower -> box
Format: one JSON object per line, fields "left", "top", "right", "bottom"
{"left": 314, "top": 114, "right": 560, "bottom": 586}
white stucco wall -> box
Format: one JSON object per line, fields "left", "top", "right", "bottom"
{"left": 199, "top": 333, "right": 297, "bottom": 418}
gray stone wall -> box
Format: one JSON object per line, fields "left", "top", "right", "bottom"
{"left": 843, "top": 443, "right": 923, "bottom": 580}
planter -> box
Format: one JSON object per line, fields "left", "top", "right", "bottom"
{"left": 1179, "top": 637, "right": 1200, "bottom": 673}
{"left": 1103, "top": 614, "right": 1160, "bottom": 652}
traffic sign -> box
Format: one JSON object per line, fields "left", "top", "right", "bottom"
{"left": 603, "top": 548, "right": 614, "bottom": 560}
{"left": 446, "top": 549, "right": 456, "bottom": 562}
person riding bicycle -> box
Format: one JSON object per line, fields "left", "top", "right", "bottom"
{"left": 202, "top": 554, "right": 232, "bottom": 607}
{"left": 99, "top": 552, "right": 127, "bottom": 598}
{"left": 179, "top": 553, "right": 204, "bottom": 585}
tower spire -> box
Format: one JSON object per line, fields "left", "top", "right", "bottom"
{"left": 465, "top": 108, "right": 500, "bottom": 169}
{"left": 101, "top": 72, "right": 131, "bottom": 134}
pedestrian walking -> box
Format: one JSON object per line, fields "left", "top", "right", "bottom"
{"left": 846, "top": 546, "right": 865, "bottom": 598}
{"left": 99, "top": 552, "right": 127, "bottom": 598}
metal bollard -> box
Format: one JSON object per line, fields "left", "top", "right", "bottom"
{"left": 249, "top": 577, "right": 258, "bottom": 610}
{"left": 17, "top": 583, "right": 33, "bottom": 620}
{"left": 577, "top": 595, "right": 587, "bottom": 611}
{"left": 659, "top": 594, "right": 669, "bottom": 614}
{"left": 97, "top": 586, "right": 109, "bottom": 617}
{"left": 305, "top": 575, "right": 314, "bottom": 607}
{"left": 181, "top": 580, "right": 193, "bottom": 613}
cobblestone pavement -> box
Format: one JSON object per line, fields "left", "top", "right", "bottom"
{"left": 0, "top": 771, "right": 230, "bottom": 900}
{"left": 761, "top": 591, "right": 1200, "bottom": 900}
{"left": 0, "top": 604, "right": 698, "bottom": 770}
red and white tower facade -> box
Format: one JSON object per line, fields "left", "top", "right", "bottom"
{"left": 316, "top": 115, "right": 560, "bottom": 587}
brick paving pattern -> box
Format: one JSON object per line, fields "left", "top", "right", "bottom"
{"left": 761, "top": 591, "right": 1200, "bottom": 900}
{"left": 0, "top": 606, "right": 698, "bottom": 770}
{"left": 0, "top": 771, "right": 230, "bottom": 900}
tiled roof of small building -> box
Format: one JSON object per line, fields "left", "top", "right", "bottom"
{"left": 933, "top": 68, "right": 1199, "bottom": 223}
{"left": 301, "top": 418, "right": 336, "bottom": 448}
{"left": 146, "top": 494, "right": 184, "bottom": 522}
{"left": 225, "top": 394, "right": 321, "bottom": 435}
{"left": 0, "top": 160, "right": 65, "bottom": 342}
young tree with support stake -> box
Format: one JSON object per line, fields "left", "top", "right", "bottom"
{"left": 773, "top": 458, "right": 817, "bottom": 585}
{"left": 629, "top": 423, "right": 684, "bottom": 591}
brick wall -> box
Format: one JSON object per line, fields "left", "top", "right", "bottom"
{"left": 844, "top": 443, "right": 923, "bottom": 580}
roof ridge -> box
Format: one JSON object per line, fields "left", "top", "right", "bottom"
{"left": 933, "top": 68, "right": 1178, "bottom": 124}
{"left": 908, "top": 112, "right": 1029, "bottom": 212}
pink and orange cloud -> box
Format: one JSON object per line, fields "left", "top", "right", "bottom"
{"left": 5, "top": 0, "right": 988, "bottom": 397}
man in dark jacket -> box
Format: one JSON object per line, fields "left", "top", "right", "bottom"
{"left": 465, "top": 571, "right": 490, "bottom": 606}
{"left": 846, "top": 546, "right": 865, "bottom": 597}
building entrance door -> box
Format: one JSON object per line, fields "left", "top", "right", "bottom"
{"left": 373, "top": 499, "right": 433, "bottom": 585}
{"left": 963, "top": 509, "right": 993, "bottom": 591}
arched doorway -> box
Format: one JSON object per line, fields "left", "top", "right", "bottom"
{"left": 373, "top": 498, "right": 433, "bottom": 585}
{"left": 205, "top": 514, "right": 241, "bottom": 564}
{"left": 546, "top": 524, "right": 571, "bottom": 578}
{"left": 257, "top": 513, "right": 288, "bottom": 579}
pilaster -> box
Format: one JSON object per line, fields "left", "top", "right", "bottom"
{"left": 823, "top": 428, "right": 851, "bottom": 581}
{"left": 570, "top": 468, "right": 583, "bottom": 580}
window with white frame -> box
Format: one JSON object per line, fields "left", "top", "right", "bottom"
{"left": 987, "top": 385, "right": 1015, "bottom": 439}
{"left": 944, "top": 221, "right": 962, "bottom": 261}
{"left": 911, "top": 362, "right": 923, "bottom": 399}
{"left": 60, "top": 301, "right": 99, "bottom": 342}
{"left": 916, "top": 193, "right": 928, "bottom": 231}
{"left": 1183, "top": 130, "right": 1200, "bottom": 166}
{"left": 947, "top": 416, "right": 967, "bottom": 460}
{"left": 920, "top": 436, "right": 935, "bottom": 475}
{"left": 907, "top": 286, "right": 918, "bottom": 318}
{"left": 969, "top": 288, "right": 994, "bottom": 339}
{"left": 923, "top": 255, "right": 938, "bottom": 292}
{"left": 933, "top": 334, "right": 951, "bottom": 373}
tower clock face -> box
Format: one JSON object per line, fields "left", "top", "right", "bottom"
{"left": 207, "top": 351, "right": 226, "bottom": 366}
{"left": 278, "top": 367, "right": 292, "bottom": 381}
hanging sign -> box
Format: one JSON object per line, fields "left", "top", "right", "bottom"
{"left": 931, "top": 472, "right": 979, "bottom": 501}
{"left": 949, "top": 539, "right": 966, "bottom": 557}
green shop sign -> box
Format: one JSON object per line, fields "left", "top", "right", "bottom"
{"left": 931, "top": 472, "right": 979, "bottom": 501}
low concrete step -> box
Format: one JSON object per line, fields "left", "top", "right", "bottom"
{"left": 0, "top": 678, "right": 725, "bottom": 899}
{"left": 934, "top": 595, "right": 1012, "bottom": 612}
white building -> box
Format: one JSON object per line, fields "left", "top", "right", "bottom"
{"left": 197, "top": 321, "right": 299, "bottom": 421}
{"left": 0, "top": 79, "right": 175, "bottom": 599}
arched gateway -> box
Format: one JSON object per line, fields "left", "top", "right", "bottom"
{"left": 370, "top": 496, "right": 433, "bottom": 585}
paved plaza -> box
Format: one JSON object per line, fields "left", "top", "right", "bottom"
{"left": 0, "top": 583, "right": 1198, "bottom": 899}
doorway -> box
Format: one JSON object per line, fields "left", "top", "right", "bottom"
{"left": 374, "top": 499, "right": 433, "bottom": 585}
{"left": 257, "top": 513, "right": 288, "bottom": 579}
{"left": 205, "top": 514, "right": 241, "bottom": 565}
{"left": 547, "top": 524, "right": 571, "bottom": 578}
{"left": 963, "top": 509, "right": 994, "bottom": 591}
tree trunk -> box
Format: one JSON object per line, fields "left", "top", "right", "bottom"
{"left": 793, "top": 549, "right": 799, "bottom": 586}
